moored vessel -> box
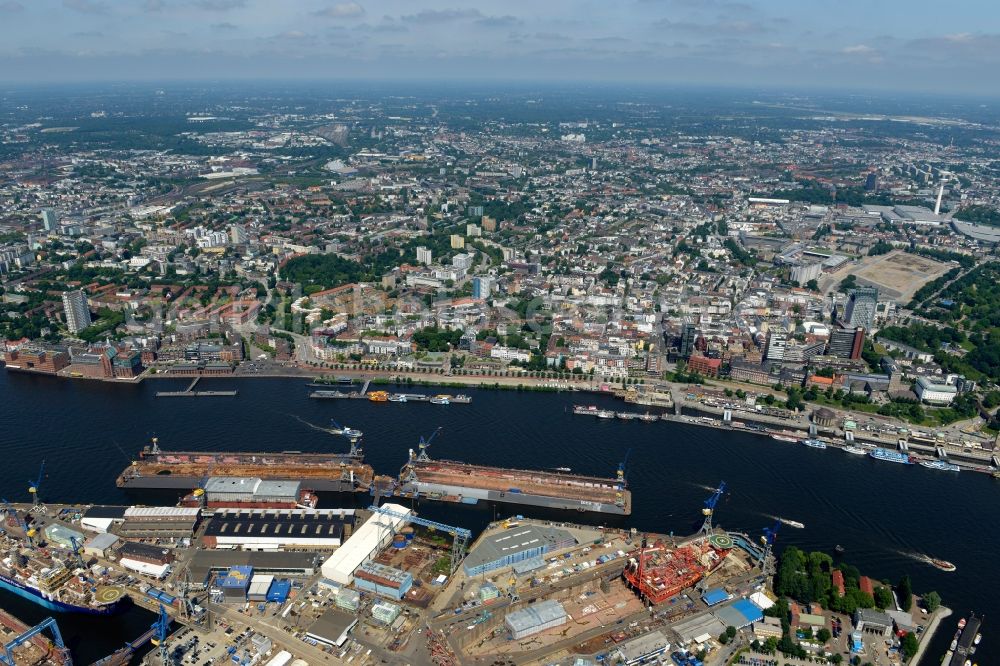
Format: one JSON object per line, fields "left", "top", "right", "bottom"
{"left": 802, "top": 438, "right": 827, "bottom": 450}
{"left": 869, "top": 447, "right": 912, "bottom": 464}
{"left": 920, "top": 460, "right": 961, "bottom": 472}
{"left": 842, "top": 445, "right": 867, "bottom": 455}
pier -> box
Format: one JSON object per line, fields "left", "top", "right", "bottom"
{"left": 155, "top": 377, "right": 238, "bottom": 398}
{"left": 309, "top": 389, "right": 471, "bottom": 403}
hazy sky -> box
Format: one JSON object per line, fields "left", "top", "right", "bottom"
{"left": 1, "top": 0, "right": 998, "bottom": 92}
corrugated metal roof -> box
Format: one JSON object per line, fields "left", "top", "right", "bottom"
{"left": 505, "top": 599, "right": 566, "bottom": 632}
{"left": 124, "top": 506, "right": 200, "bottom": 518}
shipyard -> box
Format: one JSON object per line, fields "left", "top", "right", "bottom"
{"left": 0, "top": 472, "right": 958, "bottom": 666}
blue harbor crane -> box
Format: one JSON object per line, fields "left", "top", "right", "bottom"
{"left": 68, "top": 536, "right": 87, "bottom": 571}
{"left": 28, "top": 460, "right": 45, "bottom": 508}
{"left": 0, "top": 617, "right": 71, "bottom": 666}
{"left": 415, "top": 427, "right": 442, "bottom": 462}
{"left": 367, "top": 503, "right": 471, "bottom": 576}
{"left": 330, "top": 420, "right": 364, "bottom": 456}
{"left": 760, "top": 520, "right": 781, "bottom": 576}
{"left": 700, "top": 481, "right": 726, "bottom": 535}
{"left": 1, "top": 499, "right": 35, "bottom": 548}
{"left": 615, "top": 448, "right": 632, "bottom": 509}
{"left": 148, "top": 604, "right": 171, "bottom": 666}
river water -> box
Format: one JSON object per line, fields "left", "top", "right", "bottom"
{"left": 0, "top": 371, "right": 995, "bottom": 663}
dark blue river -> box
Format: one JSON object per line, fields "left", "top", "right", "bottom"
{"left": 0, "top": 371, "right": 995, "bottom": 663}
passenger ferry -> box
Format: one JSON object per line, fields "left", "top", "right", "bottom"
{"left": 869, "top": 448, "right": 912, "bottom": 464}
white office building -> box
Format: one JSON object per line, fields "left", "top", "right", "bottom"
{"left": 62, "top": 290, "right": 92, "bottom": 333}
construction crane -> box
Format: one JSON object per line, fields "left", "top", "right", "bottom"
{"left": 0, "top": 617, "right": 71, "bottom": 666}
{"left": 415, "top": 427, "right": 442, "bottom": 462}
{"left": 367, "top": 504, "right": 471, "bottom": 576}
{"left": 1, "top": 499, "right": 35, "bottom": 548}
{"left": 148, "top": 604, "right": 171, "bottom": 666}
{"left": 700, "top": 481, "right": 726, "bottom": 535}
{"left": 67, "top": 536, "right": 87, "bottom": 571}
{"left": 615, "top": 448, "right": 632, "bottom": 509}
{"left": 27, "top": 460, "right": 45, "bottom": 508}
{"left": 760, "top": 520, "right": 780, "bottom": 576}
{"left": 330, "top": 420, "right": 364, "bottom": 456}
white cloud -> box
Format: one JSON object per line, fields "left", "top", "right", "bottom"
{"left": 315, "top": 2, "right": 365, "bottom": 19}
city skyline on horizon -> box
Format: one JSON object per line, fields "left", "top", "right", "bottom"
{"left": 0, "top": 0, "right": 997, "bottom": 95}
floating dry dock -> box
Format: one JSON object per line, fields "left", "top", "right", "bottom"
{"left": 116, "top": 438, "right": 373, "bottom": 492}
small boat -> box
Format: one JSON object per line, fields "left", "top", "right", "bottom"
{"left": 959, "top": 618, "right": 967, "bottom": 630}
{"left": 802, "top": 438, "right": 827, "bottom": 450}
{"left": 552, "top": 467, "right": 572, "bottom": 473}
{"left": 920, "top": 460, "right": 961, "bottom": 472}
{"left": 951, "top": 639, "right": 959, "bottom": 651}
{"left": 638, "top": 413, "right": 659, "bottom": 422}
{"left": 974, "top": 633, "right": 982, "bottom": 645}
{"left": 387, "top": 394, "right": 407, "bottom": 403}
{"left": 595, "top": 409, "right": 615, "bottom": 419}
{"left": 771, "top": 434, "right": 799, "bottom": 443}
{"left": 329, "top": 421, "right": 363, "bottom": 438}
{"left": 843, "top": 446, "right": 867, "bottom": 455}
{"left": 778, "top": 517, "right": 805, "bottom": 529}
{"left": 430, "top": 395, "right": 451, "bottom": 405}
{"left": 835, "top": 544, "right": 845, "bottom": 555}
{"left": 451, "top": 394, "right": 471, "bottom": 404}
{"left": 929, "top": 558, "right": 957, "bottom": 572}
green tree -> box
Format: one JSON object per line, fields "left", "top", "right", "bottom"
{"left": 725, "top": 626, "right": 737, "bottom": 639}
{"left": 900, "top": 632, "right": 919, "bottom": 662}
{"left": 897, "top": 575, "right": 913, "bottom": 611}
{"left": 817, "top": 628, "right": 831, "bottom": 643}
{"left": 873, "top": 586, "right": 893, "bottom": 610}
{"left": 924, "top": 590, "right": 941, "bottom": 613}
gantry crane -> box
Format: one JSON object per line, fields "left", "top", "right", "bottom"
{"left": 367, "top": 503, "right": 471, "bottom": 576}
{"left": 0, "top": 617, "right": 71, "bottom": 666}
